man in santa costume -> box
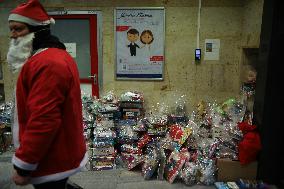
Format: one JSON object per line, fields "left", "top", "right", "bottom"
{"left": 7, "top": 0, "right": 88, "bottom": 188}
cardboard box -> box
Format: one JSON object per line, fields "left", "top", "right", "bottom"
{"left": 217, "top": 158, "right": 258, "bottom": 181}
{"left": 122, "top": 108, "right": 143, "bottom": 119}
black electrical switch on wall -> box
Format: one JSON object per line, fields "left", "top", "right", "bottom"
{"left": 195, "top": 48, "right": 201, "bottom": 61}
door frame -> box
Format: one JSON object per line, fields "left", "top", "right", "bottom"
{"left": 48, "top": 10, "right": 103, "bottom": 97}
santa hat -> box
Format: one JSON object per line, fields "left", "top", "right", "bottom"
{"left": 8, "top": 0, "right": 55, "bottom": 26}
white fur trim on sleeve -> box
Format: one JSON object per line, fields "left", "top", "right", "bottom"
{"left": 12, "top": 155, "right": 38, "bottom": 171}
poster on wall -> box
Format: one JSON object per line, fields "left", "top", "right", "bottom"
{"left": 204, "top": 39, "right": 220, "bottom": 60}
{"left": 115, "top": 7, "right": 165, "bottom": 80}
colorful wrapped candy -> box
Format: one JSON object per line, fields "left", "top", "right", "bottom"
{"left": 164, "top": 148, "right": 190, "bottom": 184}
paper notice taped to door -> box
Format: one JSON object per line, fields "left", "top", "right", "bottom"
{"left": 64, "top": 43, "right": 76, "bottom": 58}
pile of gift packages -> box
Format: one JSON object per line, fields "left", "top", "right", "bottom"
{"left": 81, "top": 89, "right": 261, "bottom": 186}
{"left": 0, "top": 101, "right": 13, "bottom": 154}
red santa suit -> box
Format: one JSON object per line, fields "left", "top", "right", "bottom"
{"left": 12, "top": 48, "right": 88, "bottom": 184}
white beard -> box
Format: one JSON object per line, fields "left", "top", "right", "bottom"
{"left": 7, "top": 33, "right": 35, "bottom": 73}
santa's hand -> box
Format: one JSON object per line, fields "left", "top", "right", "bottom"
{"left": 12, "top": 171, "right": 30, "bottom": 185}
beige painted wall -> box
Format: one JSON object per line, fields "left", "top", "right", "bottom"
{"left": 0, "top": 0, "right": 263, "bottom": 111}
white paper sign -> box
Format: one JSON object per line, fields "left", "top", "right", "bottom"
{"left": 204, "top": 39, "right": 220, "bottom": 60}
{"left": 64, "top": 43, "right": 77, "bottom": 58}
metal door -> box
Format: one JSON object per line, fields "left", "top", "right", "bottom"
{"left": 49, "top": 11, "right": 101, "bottom": 97}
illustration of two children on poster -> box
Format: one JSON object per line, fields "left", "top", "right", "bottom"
{"left": 126, "top": 28, "right": 154, "bottom": 57}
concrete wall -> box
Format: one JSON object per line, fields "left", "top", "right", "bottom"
{"left": 0, "top": 0, "right": 264, "bottom": 111}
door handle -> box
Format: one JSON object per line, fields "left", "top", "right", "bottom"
{"left": 88, "top": 74, "right": 97, "bottom": 85}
